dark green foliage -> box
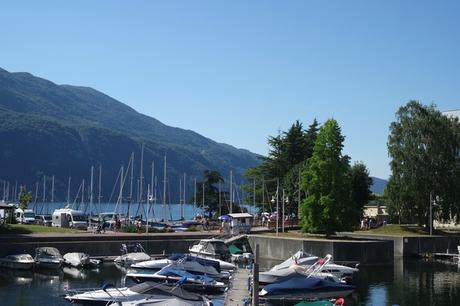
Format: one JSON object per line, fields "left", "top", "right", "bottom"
{"left": 387, "top": 101, "right": 460, "bottom": 226}
{"left": 0, "top": 68, "right": 260, "bottom": 201}
{"left": 244, "top": 119, "right": 319, "bottom": 214}
{"left": 18, "top": 186, "right": 33, "bottom": 210}
{"left": 300, "top": 119, "right": 357, "bottom": 235}
{"left": 350, "top": 162, "right": 372, "bottom": 216}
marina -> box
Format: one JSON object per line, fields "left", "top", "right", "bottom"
{"left": 1, "top": 256, "right": 460, "bottom": 305}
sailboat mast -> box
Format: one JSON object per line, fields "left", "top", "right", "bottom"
{"left": 98, "top": 164, "right": 102, "bottom": 206}
{"left": 90, "top": 166, "right": 94, "bottom": 228}
{"left": 51, "top": 176, "right": 55, "bottom": 203}
{"left": 179, "top": 178, "right": 182, "bottom": 219}
{"left": 118, "top": 166, "right": 124, "bottom": 206}
{"left": 163, "top": 155, "right": 167, "bottom": 222}
{"left": 67, "top": 176, "right": 71, "bottom": 205}
{"left": 194, "top": 178, "right": 197, "bottom": 208}
{"left": 81, "top": 179, "right": 85, "bottom": 210}
{"left": 182, "top": 173, "right": 186, "bottom": 220}
{"left": 253, "top": 178, "right": 256, "bottom": 213}
{"left": 42, "top": 176, "right": 46, "bottom": 203}
{"left": 139, "top": 144, "right": 144, "bottom": 207}
{"left": 129, "top": 153, "right": 134, "bottom": 220}
{"left": 229, "top": 170, "right": 233, "bottom": 214}
{"left": 218, "top": 182, "right": 221, "bottom": 217}
{"left": 33, "top": 182, "right": 38, "bottom": 213}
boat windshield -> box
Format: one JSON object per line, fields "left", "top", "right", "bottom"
{"left": 72, "top": 215, "right": 87, "bottom": 221}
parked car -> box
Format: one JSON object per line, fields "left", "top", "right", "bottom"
{"left": 35, "top": 214, "right": 52, "bottom": 226}
{"left": 14, "top": 208, "right": 35, "bottom": 224}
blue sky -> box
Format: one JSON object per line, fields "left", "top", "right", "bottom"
{"left": 1, "top": 0, "right": 459, "bottom": 179}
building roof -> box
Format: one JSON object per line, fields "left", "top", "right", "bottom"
{"left": 228, "top": 213, "right": 253, "bottom": 218}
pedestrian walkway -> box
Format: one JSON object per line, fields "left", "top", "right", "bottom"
{"left": 225, "top": 267, "right": 251, "bottom": 305}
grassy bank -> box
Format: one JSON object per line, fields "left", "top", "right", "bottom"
{"left": 0, "top": 224, "right": 83, "bottom": 234}
{"left": 260, "top": 224, "right": 445, "bottom": 238}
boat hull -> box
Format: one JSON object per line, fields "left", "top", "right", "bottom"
{"left": 0, "top": 260, "right": 34, "bottom": 270}
{"left": 260, "top": 289, "right": 355, "bottom": 301}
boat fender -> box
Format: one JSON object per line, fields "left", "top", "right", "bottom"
{"left": 334, "top": 298, "right": 345, "bottom": 306}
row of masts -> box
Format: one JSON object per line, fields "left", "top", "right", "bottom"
{"left": 1, "top": 149, "right": 302, "bottom": 221}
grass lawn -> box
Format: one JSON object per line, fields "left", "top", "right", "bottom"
{"left": 355, "top": 224, "right": 437, "bottom": 236}
{"left": 0, "top": 224, "right": 84, "bottom": 234}
{"left": 260, "top": 224, "right": 445, "bottom": 238}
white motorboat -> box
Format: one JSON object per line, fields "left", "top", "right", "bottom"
{"left": 65, "top": 281, "right": 210, "bottom": 306}
{"left": 119, "top": 297, "right": 212, "bottom": 306}
{"left": 0, "top": 254, "right": 35, "bottom": 270}
{"left": 271, "top": 250, "right": 359, "bottom": 279}
{"left": 269, "top": 250, "right": 318, "bottom": 271}
{"left": 260, "top": 265, "right": 343, "bottom": 285}
{"left": 34, "top": 247, "right": 63, "bottom": 269}
{"left": 131, "top": 254, "right": 229, "bottom": 280}
{"left": 114, "top": 243, "right": 151, "bottom": 267}
{"left": 259, "top": 274, "right": 355, "bottom": 301}
{"left": 189, "top": 238, "right": 231, "bottom": 261}
{"left": 63, "top": 252, "right": 101, "bottom": 269}
{"left": 126, "top": 264, "right": 227, "bottom": 294}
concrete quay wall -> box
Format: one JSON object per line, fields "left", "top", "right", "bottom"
{"left": 248, "top": 235, "right": 394, "bottom": 264}
{"left": 0, "top": 233, "right": 212, "bottom": 258}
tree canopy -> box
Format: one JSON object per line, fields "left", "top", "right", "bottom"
{"left": 300, "top": 119, "right": 360, "bottom": 235}
{"left": 19, "top": 186, "right": 33, "bottom": 210}
{"left": 387, "top": 101, "right": 460, "bottom": 226}
{"left": 244, "top": 119, "right": 319, "bottom": 215}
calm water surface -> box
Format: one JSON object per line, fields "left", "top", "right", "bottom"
{"left": 0, "top": 258, "right": 459, "bottom": 306}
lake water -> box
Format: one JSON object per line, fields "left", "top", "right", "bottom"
{"left": 0, "top": 258, "right": 459, "bottom": 306}
{"left": 29, "top": 202, "right": 259, "bottom": 220}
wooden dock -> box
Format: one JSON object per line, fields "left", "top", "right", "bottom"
{"left": 225, "top": 267, "right": 251, "bottom": 306}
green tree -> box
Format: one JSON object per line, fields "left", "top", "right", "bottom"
{"left": 244, "top": 119, "right": 319, "bottom": 214}
{"left": 350, "top": 162, "right": 372, "bottom": 215}
{"left": 387, "top": 101, "right": 460, "bottom": 226}
{"left": 19, "top": 186, "right": 33, "bottom": 210}
{"left": 300, "top": 119, "right": 355, "bottom": 235}
{"left": 195, "top": 170, "right": 227, "bottom": 218}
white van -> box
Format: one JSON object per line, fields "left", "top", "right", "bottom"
{"left": 52, "top": 208, "right": 88, "bottom": 230}
{"left": 15, "top": 208, "right": 36, "bottom": 224}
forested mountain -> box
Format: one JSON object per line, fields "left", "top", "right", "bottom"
{"left": 370, "top": 177, "right": 387, "bottom": 194}
{"left": 0, "top": 68, "right": 260, "bottom": 202}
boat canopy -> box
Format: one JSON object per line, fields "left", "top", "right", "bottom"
{"left": 128, "top": 281, "right": 203, "bottom": 301}
{"left": 157, "top": 266, "right": 215, "bottom": 284}
{"left": 168, "top": 253, "right": 221, "bottom": 272}
{"left": 36, "top": 247, "right": 61, "bottom": 257}
{"left": 262, "top": 273, "right": 354, "bottom": 296}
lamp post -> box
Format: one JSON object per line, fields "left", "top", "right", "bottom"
{"left": 429, "top": 192, "right": 440, "bottom": 236}
{"left": 283, "top": 195, "right": 289, "bottom": 232}
{"left": 270, "top": 196, "right": 277, "bottom": 236}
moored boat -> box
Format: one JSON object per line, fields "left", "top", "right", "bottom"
{"left": 260, "top": 274, "right": 354, "bottom": 301}
{"left": 127, "top": 265, "right": 227, "bottom": 294}
{"left": 189, "top": 238, "right": 231, "bottom": 262}
{"left": 65, "top": 281, "right": 211, "bottom": 306}
{"left": 114, "top": 243, "right": 151, "bottom": 267}
{"left": 0, "top": 254, "right": 34, "bottom": 270}
{"left": 34, "top": 247, "right": 63, "bottom": 269}
{"left": 131, "top": 253, "right": 229, "bottom": 280}
{"left": 63, "top": 252, "right": 102, "bottom": 269}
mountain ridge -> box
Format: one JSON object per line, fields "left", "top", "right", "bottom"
{"left": 0, "top": 68, "right": 260, "bottom": 202}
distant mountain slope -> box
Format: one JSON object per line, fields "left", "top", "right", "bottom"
{"left": 0, "top": 68, "right": 260, "bottom": 202}
{"left": 370, "top": 176, "right": 388, "bottom": 194}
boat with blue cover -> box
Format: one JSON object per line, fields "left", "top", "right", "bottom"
{"left": 127, "top": 264, "right": 227, "bottom": 294}
{"left": 259, "top": 274, "right": 354, "bottom": 301}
